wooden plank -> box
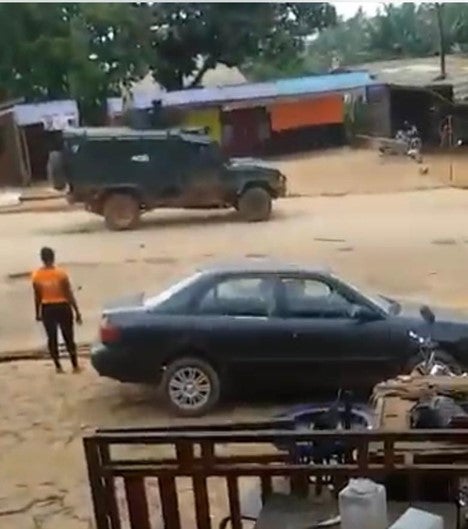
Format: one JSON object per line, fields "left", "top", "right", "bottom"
{"left": 193, "top": 474, "right": 211, "bottom": 529}
{"left": 175, "top": 440, "right": 194, "bottom": 469}
{"left": 226, "top": 476, "right": 242, "bottom": 529}
{"left": 124, "top": 477, "right": 151, "bottom": 529}
{"left": 83, "top": 438, "right": 111, "bottom": 529}
{"left": 260, "top": 475, "right": 273, "bottom": 503}
{"left": 107, "top": 462, "right": 468, "bottom": 478}
{"left": 109, "top": 453, "right": 287, "bottom": 467}
{"left": 98, "top": 443, "right": 122, "bottom": 529}
{"left": 384, "top": 439, "right": 395, "bottom": 469}
{"left": 92, "top": 429, "right": 468, "bottom": 445}
{"left": 357, "top": 441, "right": 369, "bottom": 472}
{"left": 158, "top": 476, "right": 181, "bottom": 529}
{"left": 200, "top": 441, "right": 215, "bottom": 466}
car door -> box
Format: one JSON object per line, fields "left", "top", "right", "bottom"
{"left": 276, "top": 275, "right": 393, "bottom": 394}
{"left": 191, "top": 273, "right": 294, "bottom": 394}
{"left": 176, "top": 141, "right": 225, "bottom": 207}
{"left": 143, "top": 139, "right": 184, "bottom": 199}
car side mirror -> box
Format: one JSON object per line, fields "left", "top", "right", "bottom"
{"left": 350, "top": 305, "right": 379, "bottom": 322}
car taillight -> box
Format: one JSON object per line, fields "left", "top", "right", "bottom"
{"left": 100, "top": 317, "right": 121, "bottom": 344}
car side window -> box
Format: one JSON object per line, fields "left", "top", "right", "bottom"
{"left": 281, "top": 278, "right": 352, "bottom": 318}
{"left": 198, "top": 277, "right": 275, "bottom": 317}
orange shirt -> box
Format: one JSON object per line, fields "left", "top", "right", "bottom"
{"left": 31, "top": 266, "right": 69, "bottom": 305}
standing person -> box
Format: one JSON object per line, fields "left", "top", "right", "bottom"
{"left": 31, "top": 247, "right": 82, "bottom": 373}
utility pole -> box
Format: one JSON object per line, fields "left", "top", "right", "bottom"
{"left": 435, "top": 3, "right": 447, "bottom": 80}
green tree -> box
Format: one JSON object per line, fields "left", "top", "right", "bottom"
{"left": 0, "top": 3, "right": 148, "bottom": 122}
{"left": 0, "top": 3, "right": 336, "bottom": 119}
{"left": 147, "top": 3, "right": 336, "bottom": 89}
{"left": 303, "top": 8, "right": 375, "bottom": 72}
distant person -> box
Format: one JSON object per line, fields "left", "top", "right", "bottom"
{"left": 31, "top": 247, "right": 82, "bottom": 373}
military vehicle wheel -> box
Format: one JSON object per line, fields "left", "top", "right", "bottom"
{"left": 47, "top": 151, "right": 66, "bottom": 191}
{"left": 238, "top": 187, "right": 272, "bottom": 222}
{"left": 103, "top": 193, "right": 140, "bottom": 231}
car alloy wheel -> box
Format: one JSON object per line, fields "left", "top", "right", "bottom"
{"left": 168, "top": 366, "right": 212, "bottom": 411}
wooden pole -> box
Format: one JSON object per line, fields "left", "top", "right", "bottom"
{"left": 435, "top": 3, "right": 447, "bottom": 80}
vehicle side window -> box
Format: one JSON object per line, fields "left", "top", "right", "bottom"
{"left": 198, "top": 277, "right": 275, "bottom": 317}
{"left": 281, "top": 278, "right": 352, "bottom": 318}
{"left": 180, "top": 141, "right": 220, "bottom": 167}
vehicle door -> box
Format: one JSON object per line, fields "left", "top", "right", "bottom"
{"left": 191, "top": 273, "right": 294, "bottom": 393}
{"left": 276, "top": 275, "right": 393, "bottom": 394}
{"left": 175, "top": 140, "right": 225, "bottom": 207}
{"left": 139, "top": 139, "right": 185, "bottom": 200}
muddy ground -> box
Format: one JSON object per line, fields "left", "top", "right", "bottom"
{"left": 2, "top": 148, "right": 468, "bottom": 527}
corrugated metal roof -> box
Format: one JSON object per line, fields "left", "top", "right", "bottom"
{"left": 353, "top": 55, "right": 468, "bottom": 100}
{"left": 63, "top": 126, "right": 211, "bottom": 143}
{"left": 162, "top": 71, "right": 375, "bottom": 109}
{"left": 14, "top": 99, "right": 79, "bottom": 128}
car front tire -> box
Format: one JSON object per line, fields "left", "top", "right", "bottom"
{"left": 162, "top": 357, "right": 221, "bottom": 417}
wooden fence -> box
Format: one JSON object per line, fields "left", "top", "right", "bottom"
{"left": 83, "top": 425, "right": 468, "bottom": 529}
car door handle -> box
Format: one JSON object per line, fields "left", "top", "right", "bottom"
{"left": 292, "top": 332, "right": 299, "bottom": 339}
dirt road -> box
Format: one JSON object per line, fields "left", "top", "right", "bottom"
{"left": 0, "top": 359, "right": 275, "bottom": 528}
{"left": 3, "top": 148, "right": 468, "bottom": 527}
{"left": 3, "top": 186, "right": 468, "bottom": 353}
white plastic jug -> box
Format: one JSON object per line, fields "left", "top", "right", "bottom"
{"left": 389, "top": 508, "right": 443, "bottom": 529}
{"left": 339, "top": 478, "right": 388, "bottom": 529}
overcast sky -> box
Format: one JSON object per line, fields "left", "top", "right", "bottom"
{"left": 334, "top": 2, "right": 402, "bottom": 20}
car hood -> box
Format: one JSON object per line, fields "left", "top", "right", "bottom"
{"left": 393, "top": 301, "right": 468, "bottom": 345}
{"left": 397, "top": 302, "right": 468, "bottom": 325}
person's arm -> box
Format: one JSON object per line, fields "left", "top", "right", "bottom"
{"left": 63, "top": 275, "right": 82, "bottom": 324}
{"left": 33, "top": 282, "right": 42, "bottom": 321}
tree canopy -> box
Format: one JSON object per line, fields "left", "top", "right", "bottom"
{"left": 303, "top": 2, "right": 468, "bottom": 74}
{"left": 0, "top": 2, "right": 336, "bottom": 122}
{"left": 4, "top": 2, "right": 468, "bottom": 123}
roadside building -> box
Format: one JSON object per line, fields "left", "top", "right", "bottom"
{"left": 106, "top": 65, "right": 246, "bottom": 129}
{"left": 0, "top": 99, "right": 79, "bottom": 187}
{"left": 162, "top": 71, "right": 375, "bottom": 156}
{"left": 15, "top": 100, "right": 79, "bottom": 183}
{"left": 354, "top": 56, "right": 468, "bottom": 145}
{"left": 0, "top": 99, "right": 28, "bottom": 187}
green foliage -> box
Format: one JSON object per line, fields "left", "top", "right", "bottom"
{"left": 302, "top": 3, "right": 468, "bottom": 75}
{"left": 147, "top": 3, "right": 336, "bottom": 89}
{"left": 0, "top": 2, "right": 336, "bottom": 122}
{"left": 0, "top": 3, "right": 148, "bottom": 123}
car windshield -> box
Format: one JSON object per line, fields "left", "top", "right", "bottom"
{"left": 144, "top": 273, "right": 202, "bottom": 308}
{"left": 338, "top": 277, "right": 400, "bottom": 315}
{"left": 363, "top": 291, "right": 401, "bottom": 315}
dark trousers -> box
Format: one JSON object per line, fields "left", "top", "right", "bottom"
{"left": 41, "top": 302, "right": 77, "bottom": 369}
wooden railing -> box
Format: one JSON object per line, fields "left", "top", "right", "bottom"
{"left": 83, "top": 425, "right": 468, "bottom": 529}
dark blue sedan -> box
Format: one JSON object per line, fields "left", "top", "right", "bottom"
{"left": 92, "top": 261, "right": 468, "bottom": 416}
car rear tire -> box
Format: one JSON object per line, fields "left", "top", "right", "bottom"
{"left": 162, "top": 357, "right": 220, "bottom": 417}
{"left": 103, "top": 193, "right": 140, "bottom": 231}
{"left": 405, "top": 350, "right": 462, "bottom": 376}
{"left": 238, "top": 187, "right": 272, "bottom": 222}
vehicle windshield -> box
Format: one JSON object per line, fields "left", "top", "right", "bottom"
{"left": 144, "top": 272, "right": 202, "bottom": 308}
{"left": 340, "top": 278, "right": 401, "bottom": 315}
{"left": 364, "top": 291, "right": 401, "bottom": 315}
